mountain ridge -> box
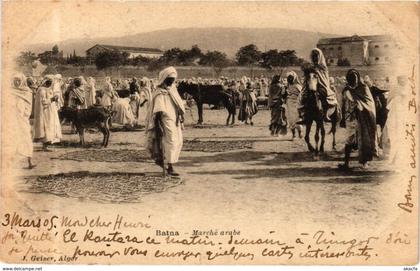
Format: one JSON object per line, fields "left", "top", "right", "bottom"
{"left": 27, "top": 27, "right": 339, "bottom": 59}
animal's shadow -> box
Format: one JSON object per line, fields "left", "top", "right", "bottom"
{"left": 179, "top": 150, "right": 346, "bottom": 167}
{"left": 185, "top": 123, "right": 237, "bottom": 129}
{"left": 49, "top": 140, "right": 103, "bottom": 149}
{"left": 110, "top": 126, "right": 144, "bottom": 132}
{"left": 189, "top": 165, "right": 392, "bottom": 181}
{"left": 180, "top": 149, "right": 391, "bottom": 181}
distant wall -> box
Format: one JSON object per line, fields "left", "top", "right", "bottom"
{"left": 50, "top": 64, "right": 394, "bottom": 80}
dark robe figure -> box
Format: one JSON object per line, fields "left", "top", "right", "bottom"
{"left": 339, "top": 69, "right": 377, "bottom": 169}
{"left": 268, "top": 75, "right": 288, "bottom": 136}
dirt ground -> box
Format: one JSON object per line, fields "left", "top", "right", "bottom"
{"left": 4, "top": 107, "right": 401, "bottom": 235}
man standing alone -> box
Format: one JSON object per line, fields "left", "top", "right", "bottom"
{"left": 145, "top": 67, "right": 185, "bottom": 176}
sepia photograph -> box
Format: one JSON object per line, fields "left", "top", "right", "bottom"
{"left": 0, "top": 1, "right": 418, "bottom": 268}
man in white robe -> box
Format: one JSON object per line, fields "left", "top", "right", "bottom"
{"left": 101, "top": 76, "right": 115, "bottom": 109}
{"left": 85, "top": 77, "right": 97, "bottom": 107}
{"left": 112, "top": 96, "right": 136, "bottom": 127}
{"left": 384, "top": 75, "right": 410, "bottom": 164}
{"left": 137, "top": 77, "right": 153, "bottom": 125}
{"left": 5, "top": 73, "right": 35, "bottom": 168}
{"left": 33, "top": 76, "right": 62, "bottom": 150}
{"left": 52, "top": 74, "right": 64, "bottom": 109}
{"left": 145, "top": 67, "right": 185, "bottom": 176}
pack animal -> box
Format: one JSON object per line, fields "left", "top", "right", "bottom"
{"left": 301, "top": 69, "right": 340, "bottom": 156}
{"left": 59, "top": 106, "right": 111, "bottom": 147}
{"left": 177, "top": 82, "right": 236, "bottom": 125}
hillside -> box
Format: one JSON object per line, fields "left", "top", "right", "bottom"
{"left": 28, "top": 27, "right": 338, "bottom": 59}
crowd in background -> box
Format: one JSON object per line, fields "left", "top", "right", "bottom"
{"left": 7, "top": 57, "right": 410, "bottom": 171}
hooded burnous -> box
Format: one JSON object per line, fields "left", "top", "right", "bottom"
{"left": 145, "top": 67, "right": 185, "bottom": 165}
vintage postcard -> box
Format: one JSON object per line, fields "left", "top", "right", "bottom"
{"left": 0, "top": 1, "right": 418, "bottom": 267}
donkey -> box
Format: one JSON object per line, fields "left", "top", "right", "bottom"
{"left": 59, "top": 106, "right": 112, "bottom": 148}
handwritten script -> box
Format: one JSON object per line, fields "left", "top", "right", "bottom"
{"left": 399, "top": 65, "right": 418, "bottom": 214}
{"left": 1, "top": 212, "right": 413, "bottom": 264}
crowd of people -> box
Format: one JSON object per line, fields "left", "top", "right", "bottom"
{"left": 7, "top": 48, "right": 410, "bottom": 175}
{"left": 6, "top": 68, "right": 185, "bottom": 175}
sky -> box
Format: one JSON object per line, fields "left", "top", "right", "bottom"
{"left": 8, "top": 1, "right": 400, "bottom": 46}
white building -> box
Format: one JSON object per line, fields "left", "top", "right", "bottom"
{"left": 86, "top": 44, "right": 163, "bottom": 60}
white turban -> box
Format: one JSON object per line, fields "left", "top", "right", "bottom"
{"left": 158, "top": 66, "right": 177, "bottom": 86}
{"left": 157, "top": 66, "right": 185, "bottom": 114}
{"left": 79, "top": 76, "right": 87, "bottom": 86}
{"left": 145, "top": 66, "right": 185, "bottom": 134}
{"left": 88, "top": 77, "right": 96, "bottom": 85}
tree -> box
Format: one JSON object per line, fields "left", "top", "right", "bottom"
{"left": 177, "top": 50, "right": 192, "bottom": 65}
{"left": 183, "top": 45, "right": 203, "bottom": 64}
{"left": 260, "top": 49, "right": 282, "bottom": 69}
{"left": 16, "top": 51, "right": 37, "bottom": 67}
{"left": 38, "top": 45, "right": 64, "bottom": 65}
{"left": 67, "top": 55, "right": 88, "bottom": 66}
{"left": 52, "top": 45, "right": 59, "bottom": 55}
{"left": 162, "top": 48, "right": 183, "bottom": 65}
{"left": 189, "top": 45, "right": 202, "bottom": 59}
{"left": 279, "top": 50, "right": 304, "bottom": 66}
{"left": 160, "top": 46, "right": 203, "bottom": 66}
{"left": 65, "top": 49, "right": 87, "bottom": 66}
{"left": 261, "top": 49, "right": 304, "bottom": 71}
{"left": 95, "top": 50, "right": 125, "bottom": 70}
{"left": 38, "top": 51, "right": 53, "bottom": 65}
{"left": 121, "top": 51, "right": 130, "bottom": 65}
{"left": 200, "top": 50, "right": 230, "bottom": 77}
{"left": 131, "top": 55, "right": 152, "bottom": 66}
{"left": 236, "top": 44, "right": 261, "bottom": 66}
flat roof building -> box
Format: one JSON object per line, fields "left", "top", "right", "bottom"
{"left": 317, "top": 35, "right": 399, "bottom": 66}
{"left": 86, "top": 44, "right": 163, "bottom": 60}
